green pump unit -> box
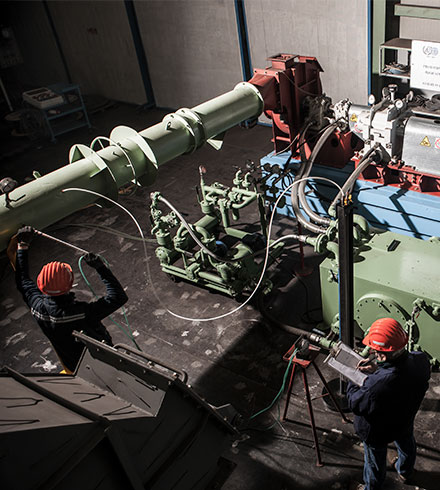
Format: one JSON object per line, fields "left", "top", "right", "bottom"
{"left": 150, "top": 167, "right": 284, "bottom": 297}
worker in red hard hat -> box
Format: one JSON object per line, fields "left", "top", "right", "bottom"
{"left": 10, "top": 226, "right": 128, "bottom": 373}
{"left": 347, "top": 317, "right": 431, "bottom": 490}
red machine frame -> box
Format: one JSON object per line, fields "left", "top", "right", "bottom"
{"left": 355, "top": 156, "right": 440, "bottom": 197}
{"left": 250, "top": 53, "right": 357, "bottom": 167}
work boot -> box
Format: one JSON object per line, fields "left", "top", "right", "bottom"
{"left": 390, "top": 456, "right": 414, "bottom": 484}
{"left": 349, "top": 483, "right": 364, "bottom": 490}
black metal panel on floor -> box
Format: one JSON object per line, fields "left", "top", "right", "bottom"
{"left": 0, "top": 334, "right": 236, "bottom": 490}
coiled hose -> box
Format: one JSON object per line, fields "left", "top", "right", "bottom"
{"left": 297, "top": 123, "right": 338, "bottom": 227}
{"left": 290, "top": 124, "right": 328, "bottom": 234}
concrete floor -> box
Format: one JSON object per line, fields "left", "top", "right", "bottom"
{"left": 1, "top": 103, "right": 439, "bottom": 490}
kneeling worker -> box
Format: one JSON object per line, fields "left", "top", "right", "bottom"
{"left": 347, "top": 318, "right": 430, "bottom": 490}
{"left": 11, "top": 226, "right": 128, "bottom": 373}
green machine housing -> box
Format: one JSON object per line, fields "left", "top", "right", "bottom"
{"left": 320, "top": 228, "right": 440, "bottom": 364}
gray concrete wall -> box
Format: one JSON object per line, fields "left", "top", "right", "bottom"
{"left": 8, "top": 0, "right": 372, "bottom": 110}
{"left": 5, "top": 1, "right": 68, "bottom": 87}
{"left": 134, "top": 0, "right": 243, "bottom": 108}
{"left": 245, "top": 0, "right": 369, "bottom": 105}
{"left": 48, "top": 0, "right": 145, "bottom": 104}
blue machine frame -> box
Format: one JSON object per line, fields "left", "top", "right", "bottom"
{"left": 261, "top": 151, "right": 440, "bottom": 240}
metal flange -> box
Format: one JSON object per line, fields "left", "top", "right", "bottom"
{"left": 110, "top": 125, "right": 159, "bottom": 187}
{"left": 355, "top": 293, "right": 408, "bottom": 332}
{"left": 163, "top": 108, "right": 205, "bottom": 154}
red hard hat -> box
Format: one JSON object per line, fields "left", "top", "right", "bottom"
{"left": 37, "top": 262, "right": 74, "bottom": 296}
{"left": 362, "top": 317, "right": 408, "bottom": 352}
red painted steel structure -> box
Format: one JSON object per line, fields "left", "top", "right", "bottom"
{"left": 250, "top": 53, "right": 357, "bottom": 167}
{"left": 251, "top": 54, "right": 323, "bottom": 153}
{"left": 355, "top": 156, "right": 440, "bottom": 196}
{"left": 253, "top": 54, "right": 440, "bottom": 196}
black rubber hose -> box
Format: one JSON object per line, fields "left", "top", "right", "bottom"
{"left": 329, "top": 146, "right": 380, "bottom": 210}
{"left": 257, "top": 292, "right": 317, "bottom": 338}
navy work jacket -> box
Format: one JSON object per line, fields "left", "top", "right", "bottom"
{"left": 347, "top": 350, "right": 430, "bottom": 445}
{"left": 16, "top": 249, "right": 128, "bottom": 372}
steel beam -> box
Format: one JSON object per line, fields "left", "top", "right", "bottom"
{"left": 337, "top": 202, "right": 354, "bottom": 348}
{"left": 371, "top": 0, "right": 387, "bottom": 96}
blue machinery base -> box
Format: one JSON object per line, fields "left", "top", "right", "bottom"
{"left": 261, "top": 152, "right": 440, "bottom": 240}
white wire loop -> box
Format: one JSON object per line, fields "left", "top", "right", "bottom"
{"left": 62, "top": 177, "right": 343, "bottom": 323}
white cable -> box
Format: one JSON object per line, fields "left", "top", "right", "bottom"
{"left": 53, "top": 223, "right": 156, "bottom": 243}
{"left": 62, "top": 177, "right": 343, "bottom": 323}
{"left": 62, "top": 187, "right": 147, "bottom": 254}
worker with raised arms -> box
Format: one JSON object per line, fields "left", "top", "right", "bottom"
{"left": 347, "top": 318, "right": 430, "bottom": 490}
{"left": 8, "top": 226, "right": 128, "bottom": 373}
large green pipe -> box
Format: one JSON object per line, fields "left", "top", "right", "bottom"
{"left": 0, "top": 83, "right": 263, "bottom": 251}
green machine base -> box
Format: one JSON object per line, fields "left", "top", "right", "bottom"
{"left": 320, "top": 229, "right": 440, "bottom": 364}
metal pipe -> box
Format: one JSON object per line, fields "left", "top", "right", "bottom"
{"left": 326, "top": 241, "right": 339, "bottom": 260}
{"left": 353, "top": 214, "right": 370, "bottom": 237}
{"left": 291, "top": 190, "right": 327, "bottom": 235}
{"left": 258, "top": 293, "right": 336, "bottom": 350}
{"left": 0, "top": 82, "right": 263, "bottom": 251}
{"left": 198, "top": 270, "right": 227, "bottom": 285}
{"left": 35, "top": 230, "right": 89, "bottom": 255}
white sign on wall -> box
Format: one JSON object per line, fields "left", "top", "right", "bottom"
{"left": 411, "top": 40, "right": 440, "bottom": 91}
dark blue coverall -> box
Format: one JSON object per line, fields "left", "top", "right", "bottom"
{"left": 15, "top": 248, "right": 128, "bottom": 372}
{"left": 347, "top": 350, "right": 430, "bottom": 490}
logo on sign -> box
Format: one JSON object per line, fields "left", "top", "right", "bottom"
{"left": 435, "top": 138, "right": 440, "bottom": 149}
{"left": 423, "top": 45, "right": 439, "bottom": 57}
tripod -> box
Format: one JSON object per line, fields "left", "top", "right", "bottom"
{"left": 282, "top": 342, "right": 350, "bottom": 466}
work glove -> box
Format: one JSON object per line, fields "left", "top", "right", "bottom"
{"left": 83, "top": 252, "right": 105, "bottom": 269}
{"left": 16, "top": 226, "right": 34, "bottom": 245}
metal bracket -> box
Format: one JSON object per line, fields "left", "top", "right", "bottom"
{"left": 110, "top": 125, "right": 158, "bottom": 187}
{"left": 68, "top": 144, "right": 119, "bottom": 206}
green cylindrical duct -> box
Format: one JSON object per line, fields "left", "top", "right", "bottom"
{"left": 0, "top": 83, "right": 263, "bottom": 251}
